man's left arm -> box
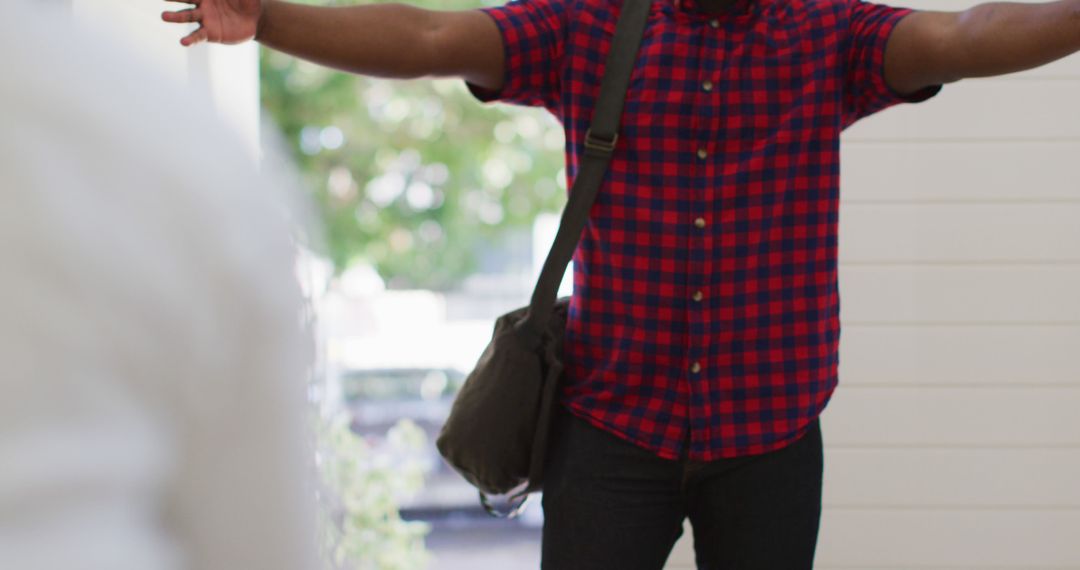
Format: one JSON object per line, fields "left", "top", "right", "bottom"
{"left": 885, "top": 0, "right": 1080, "bottom": 94}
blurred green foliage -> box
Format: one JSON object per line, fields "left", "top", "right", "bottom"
{"left": 260, "top": 0, "right": 567, "bottom": 290}
{"left": 317, "top": 415, "right": 432, "bottom": 570}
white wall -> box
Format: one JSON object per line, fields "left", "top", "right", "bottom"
{"left": 71, "top": 0, "right": 260, "bottom": 154}
{"left": 667, "top": 0, "right": 1080, "bottom": 567}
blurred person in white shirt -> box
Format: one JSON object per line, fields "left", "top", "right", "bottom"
{"left": 0, "top": 2, "right": 318, "bottom": 569}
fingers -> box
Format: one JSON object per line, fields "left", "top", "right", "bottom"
{"left": 180, "top": 27, "right": 208, "bottom": 47}
{"left": 162, "top": 8, "right": 201, "bottom": 24}
{"left": 163, "top": 3, "right": 206, "bottom": 47}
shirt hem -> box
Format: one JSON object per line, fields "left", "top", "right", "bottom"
{"left": 560, "top": 398, "right": 825, "bottom": 462}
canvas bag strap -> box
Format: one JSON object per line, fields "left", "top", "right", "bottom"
{"left": 515, "top": 0, "right": 652, "bottom": 342}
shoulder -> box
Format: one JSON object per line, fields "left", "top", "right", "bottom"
{"left": 756, "top": 0, "right": 857, "bottom": 35}
{"left": 567, "top": 0, "right": 639, "bottom": 33}
{"left": 773, "top": 0, "right": 851, "bottom": 21}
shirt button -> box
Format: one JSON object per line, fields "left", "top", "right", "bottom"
{"left": 694, "top": 217, "right": 707, "bottom": 229}
{"left": 696, "top": 148, "right": 708, "bottom": 160}
{"left": 702, "top": 80, "right": 714, "bottom": 92}
{"left": 709, "top": 19, "right": 720, "bottom": 28}
{"left": 691, "top": 362, "right": 702, "bottom": 374}
{"left": 692, "top": 290, "right": 704, "bottom": 302}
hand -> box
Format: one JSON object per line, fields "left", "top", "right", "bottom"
{"left": 161, "top": 0, "right": 263, "bottom": 47}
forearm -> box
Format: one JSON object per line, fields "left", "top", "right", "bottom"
{"left": 950, "top": 0, "right": 1080, "bottom": 79}
{"left": 255, "top": 0, "right": 446, "bottom": 79}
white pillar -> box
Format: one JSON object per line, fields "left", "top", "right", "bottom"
{"left": 72, "top": 0, "right": 260, "bottom": 153}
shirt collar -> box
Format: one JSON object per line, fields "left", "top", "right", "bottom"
{"left": 674, "top": 0, "right": 754, "bottom": 16}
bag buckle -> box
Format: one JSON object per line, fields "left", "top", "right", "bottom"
{"left": 584, "top": 129, "right": 618, "bottom": 156}
{"left": 480, "top": 489, "right": 534, "bottom": 519}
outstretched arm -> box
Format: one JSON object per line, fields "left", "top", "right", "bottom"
{"left": 162, "top": 0, "right": 504, "bottom": 89}
{"left": 884, "top": 0, "right": 1080, "bottom": 94}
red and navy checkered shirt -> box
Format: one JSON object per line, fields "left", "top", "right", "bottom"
{"left": 466, "top": 0, "right": 941, "bottom": 460}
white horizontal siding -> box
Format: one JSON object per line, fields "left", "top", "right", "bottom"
{"left": 841, "top": 142, "right": 1080, "bottom": 202}
{"left": 838, "top": 266, "right": 1080, "bottom": 323}
{"left": 669, "top": 506, "right": 1080, "bottom": 567}
{"left": 839, "top": 325, "right": 1080, "bottom": 385}
{"left": 823, "top": 448, "right": 1080, "bottom": 507}
{"left": 668, "top": 509, "right": 1080, "bottom": 568}
{"left": 815, "top": 510, "right": 1080, "bottom": 567}
{"left": 844, "top": 80, "right": 1080, "bottom": 141}
{"left": 839, "top": 204, "right": 1080, "bottom": 262}
{"left": 823, "top": 387, "right": 1080, "bottom": 447}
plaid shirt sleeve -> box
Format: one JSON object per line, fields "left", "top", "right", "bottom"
{"left": 842, "top": 0, "right": 942, "bottom": 127}
{"left": 464, "top": 0, "right": 568, "bottom": 111}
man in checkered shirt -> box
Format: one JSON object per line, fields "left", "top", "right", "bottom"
{"left": 165, "top": 0, "right": 1080, "bottom": 567}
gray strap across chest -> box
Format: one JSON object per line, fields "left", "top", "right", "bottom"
{"left": 514, "top": 0, "right": 652, "bottom": 343}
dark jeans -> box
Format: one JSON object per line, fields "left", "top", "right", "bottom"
{"left": 540, "top": 406, "right": 823, "bottom": 570}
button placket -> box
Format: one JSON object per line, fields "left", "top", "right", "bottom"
{"left": 686, "top": 9, "right": 724, "bottom": 449}
{"left": 690, "top": 141, "right": 707, "bottom": 381}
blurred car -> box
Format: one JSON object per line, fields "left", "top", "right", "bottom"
{"left": 341, "top": 366, "right": 546, "bottom": 530}
{"left": 341, "top": 367, "right": 486, "bottom": 517}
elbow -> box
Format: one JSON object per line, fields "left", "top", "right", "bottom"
{"left": 416, "top": 12, "right": 447, "bottom": 79}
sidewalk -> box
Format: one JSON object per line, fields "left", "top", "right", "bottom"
{"left": 425, "top": 520, "right": 542, "bottom": 570}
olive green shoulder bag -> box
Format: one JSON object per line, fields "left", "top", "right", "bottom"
{"left": 436, "top": 0, "right": 652, "bottom": 518}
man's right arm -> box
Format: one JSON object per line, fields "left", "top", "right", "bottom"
{"left": 163, "top": 0, "right": 505, "bottom": 91}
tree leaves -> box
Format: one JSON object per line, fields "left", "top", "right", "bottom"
{"left": 260, "top": 0, "right": 566, "bottom": 290}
